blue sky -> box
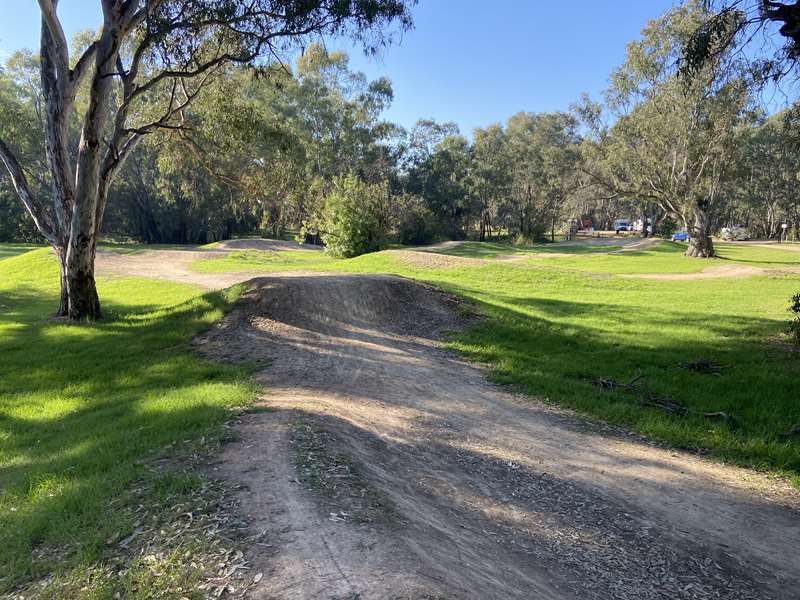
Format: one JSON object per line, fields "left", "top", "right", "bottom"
{"left": 0, "top": 1, "right": 678, "bottom": 135}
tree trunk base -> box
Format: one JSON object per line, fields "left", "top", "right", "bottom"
{"left": 685, "top": 239, "right": 716, "bottom": 258}
{"left": 67, "top": 285, "right": 101, "bottom": 320}
{"left": 66, "top": 271, "right": 101, "bottom": 321}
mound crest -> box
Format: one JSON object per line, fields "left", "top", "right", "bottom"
{"left": 214, "top": 238, "right": 319, "bottom": 252}
{"left": 194, "top": 274, "right": 468, "bottom": 365}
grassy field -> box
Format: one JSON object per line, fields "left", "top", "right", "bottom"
{"left": 192, "top": 247, "right": 330, "bottom": 272}
{"left": 0, "top": 248, "right": 255, "bottom": 593}
{"left": 521, "top": 241, "right": 800, "bottom": 274}
{"left": 425, "top": 241, "right": 625, "bottom": 258}
{"left": 193, "top": 241, "right": 800, "bottom": 486}
{"left": 2, "top": 239, "right": 799, "bottom": 593}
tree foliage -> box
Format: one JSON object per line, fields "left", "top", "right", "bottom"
{"left": 579, "top": 1, "right": 753, "bottom": 257}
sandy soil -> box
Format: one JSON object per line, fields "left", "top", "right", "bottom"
{"left": 214, "top": 239, "right": 322, "bottom": 252}
{"left": 96, "top": 248, "right": 246, "bottom": 289}
{"left": 193, "top": 275, "right": 800, "bottom": 600}
{"left": 388, "top": 249, "right": 488, "bottom": 268}
{"left": 96, "top": 239, "right": 321, "bottom": 289}
{"left": 624, "top": 263, "right": 800, "bottom": 280}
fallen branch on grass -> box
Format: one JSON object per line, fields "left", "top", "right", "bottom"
{"left": 778, "top": 425, "right": 800, "bottom": 439}
{"left": 638, "top": 396, "right": 738, "bottom": 428}
{"left": 638, "top": 396, "right": 688, "bottom": 416}
{"left": 587, "top": 371, "right": 738, "bottom": 428}
{"left": 587, "top": 371, "right": 645, "bottom": 392}
{"left": 679, "top": 358, "right": 728, "bottom": 375}
{"left": 697, "top": 411, "right": 737, "bottom": 427}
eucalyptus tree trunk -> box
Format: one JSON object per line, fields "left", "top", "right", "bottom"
{"left": 0, "top": 1, "right": 124, "bottom": 320}
{"left": 641, "top": 206, "right": 649, "bottom": 238}
{"left": 685, "top": 201, "right": 715, "bottom": 258}
{"left": 63, "top": 21, "right": 120, "bottom": 320}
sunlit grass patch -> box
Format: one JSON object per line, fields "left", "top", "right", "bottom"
{"left": 191, "top": 248, "right": 335, "bottom": 272}
{"left": 427, "top": 241, "right": 624, "bottom": 258}
{"left": 0, "top": 243, "right": 43, "bottom": 261}
{"left": 521, "top": 241, "right": 800, "bottom": 274}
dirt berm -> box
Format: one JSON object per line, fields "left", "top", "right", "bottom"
{"left": 195, "top": 274, "right": 800, "bottom": 600}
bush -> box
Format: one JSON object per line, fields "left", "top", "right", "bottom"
{"left": 511, "top": 233, "right": 532, "bottom": 247}
{"left": 320, "top": 175, "right": 392, "bottom": 258}
{"left": 790, "top": 293, "right": 800, "bottom": 344}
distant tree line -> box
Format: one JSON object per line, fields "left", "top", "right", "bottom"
{"left": 3, "top": 1, "right": 800, "bottom": 265}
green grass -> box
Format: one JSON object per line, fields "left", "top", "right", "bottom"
{"left": 192, "top": 241, "right": 800, "bottom": 486}
{"left": 0, "top": 247, "right": 255, "bottom": 591}
{"left": 426, "top": 240, "right": 800, "bottom": 273}
{"left": 3, "top": 238, "right": 800, "bottom": 591}
{"left": 517, "top": 241, "right": 800, "bottom": 274}
{"left": 192, "top": 248, "right": 332, "bottom": 272}
{"left": 428, "top": 241, "right": 625, "bottom": 258}
{"left": 0, "top": 243, "right": 44, "bottom": 260}
{"left": 713, "top": 243, "right": 800, "bottom": 266}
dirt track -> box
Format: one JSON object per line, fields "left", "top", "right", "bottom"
{"left": 96, "top": 238, "right": 321, "bottom": 288}
{"left": 96, "top": 244, "right": 800, "bottom": 598}
{"left": 195, "top": 275, "right": 799, "bottom": 600}
{"left": 624, "top": 263, "right": 800, "bottom": 280}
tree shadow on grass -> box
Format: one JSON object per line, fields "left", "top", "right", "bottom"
{"left": 0, "top": 285, "right": 252, "bottom": 589}
{"left": 2, "top": 268, "right": 799, "bottom": 591}
{"left": 451, "top": 291, "right": 800, "bottom": 475}
{"left": 716, "top": 255, "right": 800, "bottom": 266}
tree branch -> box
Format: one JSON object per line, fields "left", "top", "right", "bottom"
{"left": 39, "top": 5, "right": 75, "bottom": 235}
{"left": 37, "top": 0, "right": 70, "bottom": 93}
{"left": 70, "top": 41, "right": 98, "bottom": 94}
{"left": 0, "top": 138, "right": 57, "bottom": 245}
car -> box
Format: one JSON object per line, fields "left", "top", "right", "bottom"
{"left": 613, "top": 219, "right": 631, "bottom": 233}
{"left": 671, "top": 231, "right": 689, "bottom": 242}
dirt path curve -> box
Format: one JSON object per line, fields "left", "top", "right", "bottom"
{"left": 95, "top": 239, "right": 322, "bottom": 289}
{"left": 623, "top": 263, "right": 800, "bottom": 280}
{"left": 96, "top": 248, "right": 247, "bottom": 288}
{"left": 194, "top": 275, "right": 800, "bottom": 600}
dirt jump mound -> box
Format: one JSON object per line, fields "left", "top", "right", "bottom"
{"left": 196, "top": 274, "right": 466, "bottom": 365}
{"left": 195, "top": 274, "right": 799, "bottom": 600}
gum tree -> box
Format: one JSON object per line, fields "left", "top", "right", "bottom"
{"left": 505, "top": 112, "right": 581, "bottom": 241}
{"left": 586, "top": 1, "right": 751, "bottom": 257}
{"left": 0, "top": 0, "right": 412, "bottom": 320}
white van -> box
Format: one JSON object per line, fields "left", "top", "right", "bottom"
{"left": 613, "top": 219, "right": 631, "bottom": 232}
